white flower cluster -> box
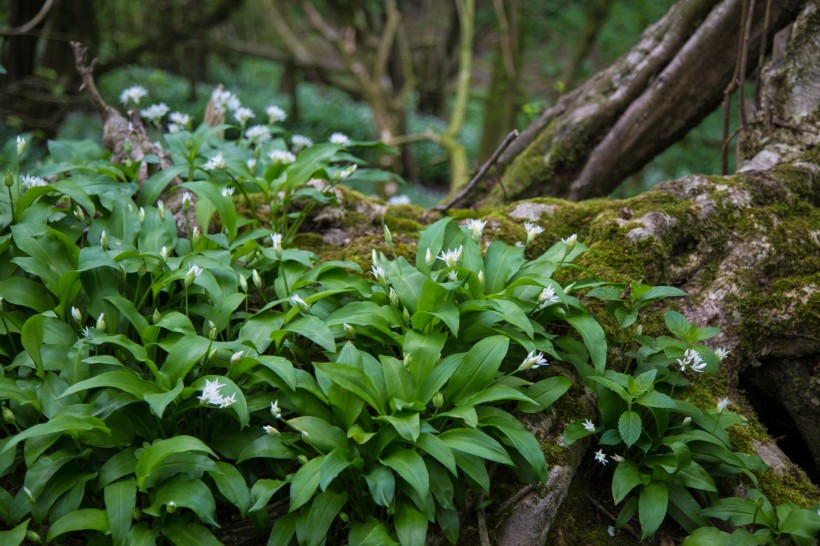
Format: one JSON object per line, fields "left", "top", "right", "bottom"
{"left": 269, "top": 150, "right": 296, "bottom": 165}
{"left": 245, "top": 125, "right": 272, "bottom": 146}
{"left": 198, "top": 378, "right": 236, "bottom": 408}
{"left": 120, "top": 85, "right": 148, "bottom": 106}
{"left": 21, "top": 175, "right": 48, "bottom": 189}
{"left": 518, "top": 350, "right": 548, "bottom": 371}
{"left": 140, "top": 103, "right": 170, "bottom": 124}
{"left": 437, "top": 246, "right": 463, "bottom": 268}
{"left": 168, "top": 111, "right": 191, "bottom": 133}
{"left": 213, "top": 89, "right": 242, "bottom": 115}
{"left": 203, "top": 153, "right": 227, "bottom": 171}
{"left": 265, "top": 105, "right": 287, "bottom": 124}
{"left": 677, "top": 348, "right": 707, "bottom": 373}
{"left": 463, "top": 218, "right": 486, "bottom": 241}
{"left": 538, "top": 285, "right": 560, "bottom": 309}
{"left": 291, "top": 134, "right": 313, "bottom": 151}
{"left": 329, "top": 132, "right": 350, "bottom": 146}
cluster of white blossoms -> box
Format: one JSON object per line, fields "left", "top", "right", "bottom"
{"left": 677, "top": 348, "right": 707, "bottom": 373}
{"left": 291, "top": 134, "right": 313, "bottom": 151}
{"left": 518, "top": 350, "right": 548, "bottom": 371}
{"left": 21, "top": 175, "right": 48, "bottom": 189}
{"left": 524, "top": 222, "right": 544, "bottom": 244}
{"left": 245, "top": 125, "right": 272, "bottom": 146}
{"left": 266, "top": 105, "right": 287, "bottom": 124}
{"left": 203, "top": 153, "right": 227, "bottom": 171}
{"left": 269, "top": 149, "right": 296, "bottom": 165}
{"left": 198, "top": 378, "right": 236, "bottom": 408}
{"left": 140, "top": 103, "right": 170, "bottom": 125}
{"left": 234, "top": 106, "right": 255, "bottom": 126}
{"left": 437, "top": 246, "right": 464, "bottom": 268}
{"left": 168, "top": 111, "right": 191, "bottom": 133}
{"left": 120, "top": 85, "right": 148, "bottom": 106}
{"left": 538, "top": 285, "right": 560, "bottom": 309}
{"left": 212, "top": 89, "right": 242, "bottom": 115}
{"left": 329, "top": 132, "right": 350, "bottom": 146}
{"left": 463, "top": 218, "right": 487, "bottom": 241}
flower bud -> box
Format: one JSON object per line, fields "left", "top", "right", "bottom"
{"left": 297, "top": 455, "right": 308, "bottom": 465}
{"left": 252, "top": 269, "right": 262, "bottom": 289}
{"left": 153, "top": 309, "right": 161, "bottom": 324}
{"left": 71, "top": 306, "right": 82, "bottom": 323}
{"left": 403, "top": 353, "right": 413, "bottom": 369}
{"left": 343, "top": 323, "right": 356, "bottom": 339}
{"left": 292, "top": 294, "right": 310, "bottom": 314}
{"left": 160, "top": 246, "right": 169, "bottom": 261}
{"left": 100, "top": 229, "right": 109, "bottom": 250}
{"left": 208, "top": 320, "right": 217, "bottom": 340}
{"left": 4, "top": 172, "right": 13, "bottom": 188}
{"left": 16, "top": 136, "right": 26, "bottom": 156}
{"left": 239, "top": 274, "right": 248, "bottom": 292}
{"left": 74, "top": 207, "right": 85, "bottom": 221}
{"left": 182, "top": 192, "right": 191, "bottom": 213}
{"left": 192, "top": 226, "right": 201, "bottom": 245}
{"left": 389, "top": 287, "right": 399, "bottom": 308}
{"left": 231, "top": 351, "right": 244, "bottom": 364}
{"left": 383, "top": 224, "right": 392, "bottom": 246}
{"left": 157, "top": 200, "right": 166, "bottom": 220}
{"left": 2, "top": 406, "right": 15, "bottom": 424}
{"left": 270, "top": 400, "right": 282, "bottom": 419}
{"left": 432, "top": 392, "right": 444, "bottom": 409}
{"left": 402, "top": 308, "right": 411, "bottom": 323}
{"left": 166, "top": 501, "right": 177, "bottom": 513}
{"left": 23, "top": 486, "right": 35, "bottom": 503}
{"left": 138, "top": 206, "right": 146, "bottom": 224}
{"left": 25, "top": 530, "right": 41, "bottom": 544}
{"left": 425, "top": 248, "right": 433, "bottom": 267}
{"left": 96, "top": 313, "right": 106, "bottom": 331}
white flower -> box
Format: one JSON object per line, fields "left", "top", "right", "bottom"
{"left": 271, "top": 233, "right": 283, "bottom": 255}
{"left": 677, "top": 348, "right": 706, "bottom": 373}
{"left": 594, "top": 449, "right": 608, "bottom": 465}
{"left": 524, "top": 222, "right": 544, "bottom": 244}
{"left": 269, "top": 149, "right": 296, "bottom": 165}
{"left": 518, "top": 350, "right": 548, "bottom": 371}
{"left": 208, "top": 320, "right": 217, "bottom": 340}
{"left": 270, "top": 400, "right": 282, "bottom": 419}
{"left": 70, "top": 306, "right": 82, "bottom": 323}
{"left": 265, "top": 105, "right": 287, "bottom": 124}
{"left": 335, "top": 164, "right": 358, "bottom": 181}
{"left": 387, "top": 194, "right": 411, "bottom": 205}
{"left": 234, "top": 107, "right": 255, "bottom": 126}
{"left": 682, "top": 416, "right": 692, "bottom": 425}
{"left": 291, "top": 134, "right": 313, "bottom": 150}
{"left": 715, "top": 347, "right": 730, "bottom": 361}
{"left": 263, "top": 425, "right": 278, "bottom": 435}
{"left": 611, "top": 454, "right": 625, "bottom": 463}
{"left": 198, "top": 378, "right": 226, "bottom": 406}
{"left": 329, "top": 132, "right": 350, "bottom": 146}
{"left": 608, "top": 526, "right": 616, "bottom": 537}
{"left": 717, "top": 398, "right": 729, "bottom": 412}
{"left": 221, "top": 186, "right": 235, "bottom": 197}
{"left": 464, "top": 218, "right": 487, "bottom": 241}
{"left": 561, "top": 233, "right": 578, "bottom": 246}
{"left": 140, "top": 103, "right": 170, "bottom": 123}
{"left": 538, "top": 285, "right": 560, "bottom": 308}
{"left": 169, "top": 111, "right": 191, "bottom": 127}
{"left": 203, "top": 153, "right": 227, "bottom": 171}
{"left": 16, "top": 136, "right": 25, "bottom": 156}
{"left": 371, "top": 264, "right": 387, "bottom": 282}
{"left": 167, "top": 123, "right": 183, "bottom": 133}
{"left": 582, "top": 418, "right": 596, "bottom": 432}
{"left": 181, "top": 192, "right": 192, "bottom": 210}
{"left": 218, "top": 392, "right": 236, "bottom": 408}
{"left": 437, "top": 246, "right": 463, "bottom": 268}
{"left": 82, "top": 325, "right": 92, "bottom": 338}
{"left": 21, "top": 175, "right": 48, "bottom": 189}
{"left": 160, "top": 246, "right": 169, "bottom": 261}
{"left": 185, "top": 264, "right": 202, "bottom": 287}
{"left": 690, "top": 360, "right": 707, "bottom": 373}
{"left": 245, "top": 125, "right": 271, "bottom": 145}
{"left": 478, "top": 270, "right": 485, "bottom": 285}
{"left": 119, "top": 85, "right": 148, "bottom": 106}
{"left": 231, "top": 351, "right": 244, "bottom": 364}
{"left": 247, "top": 158, "right": 257, "bottom": 172}
{"left": 239, "top": 274, "right": 248, "bottom": 292}
{"left": 447, "top": 270, "right": 459, "bottom": 282}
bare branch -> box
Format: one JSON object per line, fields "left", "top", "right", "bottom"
{"left": 0, "top": 0, "right": 56, "bottom": 36}
{"left": 374, "top": 0, "right": 400, "bottom": 85}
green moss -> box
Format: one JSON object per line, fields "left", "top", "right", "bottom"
{"left": 541, "top": 442, "right": 574, "bottom": 467}
{"left": 758, "top": 465, "right": 820, "bottom": 508}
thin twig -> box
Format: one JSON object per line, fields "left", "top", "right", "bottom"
{"left": 493, "top": 484, "right": 533, "bottom": 516}
{"left": 1, "top": 0, "right": 56, "bottom": 36}
{"left": 477, "top": 507, "right": 491, "bottom": 546}
{"left": 754, "top": 0, "right": 773, "bottom": 111}
{"left": 738, "top": 0, "right": 755, "bottom": 131}
{"left": 722, "top": 0, "right": 750, "bottom": 175}
{"left": 432, "top": 129, "right": 518, "bottom": 211}
{"left": 585, "top": 494, "right": 642, "bottom": 541}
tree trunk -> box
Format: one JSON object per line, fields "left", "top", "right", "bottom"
{"left": 451, "top": 0, "right": 805, "bottom": 208}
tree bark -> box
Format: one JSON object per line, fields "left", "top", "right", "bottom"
{"left": 452, "top": 0, "right": 805, "bottom": 208}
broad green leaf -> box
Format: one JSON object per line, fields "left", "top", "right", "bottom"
{"left": 319, "top": 449, "right": 355, "bottom": 491}
{"left": 566, "top": 312, "right": 606, "bottom": 374}
{"left": 416, "top": 433, "right": 457, "bottom": 476}
{"left": 278, "top": 315, "right": 335, "bottom": 353}
{"left": 160, "top": 517, "right": 222, "bottom": 546}
{"left": 2, "top": 414, "right": 110, "bottom": 458}
{"left": 208, "top": 461, "right": 250, "bottom": 516}
{"left": 316, "top": 361, "right": 386, "bottom": 415}
{"left": 487, "top": 299, "right": 534, "bottom": 338}
{"left": 287, "top": 416, "right": 348, "bottom": 452}
{"left": 638, "top": 482, "right": 668, "bottom": 540}
{"left": 665, "top": 483, "right": 708, "bottom": 532}
{"left": 143, "top": 378, "right": 184, "bottom": 419}
{"left": 348, "top": 517, "right": 400, "bottom": 546}
{"left": 127, "top": 523, "right": 160, "bottom": 546}
{"left": 517, "top": 376, "right": 572, "bottom": 413}
{"left": 438, "top": 428, "right": 513, "bottom": 465}
{"left": 636, "top": 390, "right": 675, "bottom": 409}
{"left": 296, "top": 490, "right": 347, "bottom": 546}
{"left": 611, "top": 460, "right": 643, "bottom": 504}
{"left": 104, "top": 295, "right": 150, "bottom": 335}
{"left": 249, "top": 479, "right": 286, "bottom": 512}
{"left": 144, "top": 475, "right": 218, "bottom": 526}
{"left": 380, "top": 449, "right": 429, "bottom": 500}
{"left": 0, "top": 519, "right": 28, "bottom": 546}
{"left": 287, "top": 143, "right": 342, "bottom": 187}
{"left": 61, "top": 370, "right": 159, "bottom": 399}
{"left": 365, "top": 465, "right": 395, "bottom": 508}
{"left": 381, "top": 413, "right": 421, "bottom": 443}
{"left": 46, "top": 508, "right": 109, "bottom": 542}
{"left": 105, "top": 479, "right": 136, "bottom": 546}
{"left": 158, "top": 334, "right": 211, "bottom": 384}
{"left": 396, "top": 503, "right": 428, "bottom": 546}
{"left": 680, "top": 526, "right": 732, "bottom": 546}
{"left": 779, "top": 504, "right": 820, "bottom": 539}
{"left": 416, "top": 217, "right": 453, "bottom": 274}
{"left": 700, "top": 496, "right": 767, "bottom": 526}
{"left": 97, "top": 448, "right": 138, "bottom": 489}
{"left": 452, "top": 451, "right": 490, "bottom": 491}
{"left": 676, "top": 461, "right": 717, "bottom": 493}
{"left": 138, "top": 166, "right": 188, "bottom": 206}
{"left": 484, "top": 241, "right": 524, "bottom": 294}
{"left": 618, "top": 410, "right": 642, "bottom": 447}
{"left": 636, "top": 286, "right": 688, "bottom": 302}
{"left": 446, "top": 335, "right": 509, "bottom": 404}
{"left": 236, "top": 434, "right": 294, "bottom": 463}
{"left": 135, "top": 436, "right": 216, "bottom": 492}
{"left": 184, "top": 180, "right": 237, "bottom": 242}
{"left": 0, "top": 277, "right": 54, "bottom": 312}
{"left": 289, "top": 456, "right": 325, "bottom": 512}
{"left": 21, "top": 314, "right": 44, "bottom": 377}
{"left": 664, "top": 310, "right": 691, "bottom": 340}
{"left": 477, "top": 406, "right": 547, "bottom": 483}
{"left": 269, "top": 513, "right": 298, "bottom": 546}
{"left": 402, "top": 331, "right": 447, "bottom": 388}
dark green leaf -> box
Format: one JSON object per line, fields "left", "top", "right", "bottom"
{"left": 638, "top": 482, "right": 668, "bottom": 540}
{"left": 46, "top": 508, "right": 109, "bottom": 542}
{"left": 618, "top": 411, "right": 642, "bottom": 447}
{"left": 611, "top": 461, "right": 643, "bottom": 504}
{"left": 380, "top": 449, "right": 429, "bottom": 500}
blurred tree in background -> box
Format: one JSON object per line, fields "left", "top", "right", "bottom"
{"left": 1, "top": 0, "right": 766, "bottom": 202}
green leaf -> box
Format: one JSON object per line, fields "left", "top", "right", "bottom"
{"left": 160, "top": 517, "right": 222, "bottom": 546}
{"left": 636, "top": 286, "right": 687, "bottom": 302}
{"left": 104, "top": 295, "right": 150, "bottom": 335}
{"left": 611, "top": 461, "right": 643, "bottom": 504}
{"left": 700, "top": 496, "right": 767, "bottom": 526}
{"left": 664, "top": 310, "right": 691, "bottom": 340}
{"left": 680, "top": 526, "right": 732, "bottom": 546}
{"left": 636, "top": 390, "right": 675, "bottom": 409}
{"left": 1, "top": 414, "right": 111, "bottom": 459}
{"left": 62, "top": 370, "right": 160, "bottom": 399}
{"left": 396, "top": 503, "right": 428, "bottom": 546}
{"left": 184, "top": 180, "right": 237, "bottom": 242}
{"left": 296, "top": 490, "right": 347, "bottom": 546}
{"left": 676, "top": 461, "right": 717, "bottom": 493}
{"left": 319, "top": 449, "right": 354, "bottom": 492}
{"left": 288, "top": 416, "right": 348, "bottom": 452}
{"left": 143, "top": 378, "right": 184, "bottom": 419}
{"left": 416, "top": 433, "right": 457, "bottom": 476}
{"left": 208, "top": 461, "right": 250, "bottom": 517}
{"left": 380, "top": 449, "right": 429, "bottom": 500}
{"left": 348, "top": 517, "right": 400, "bottom": 546}
{"left": 317, "top": 361, "right": 386, "bottom": 415}
{"left": 477, "top": 406, "right": 547, "bottom": 483}
{"left": 365, "top": 465, "right": 395, "bottom": 508}
{"left": 159, "top": 335, "right": 211, "bottom": 385}
{"left": 135, "top": 436, "right": 216, "bottom": 492}
{"left": 249, "top": 479, "right": 286, "bottom": 512}
{"left": 279, "top": 315, "right": 336, "bottom": 353}
{"left": 517, "top": 376, "right": 572, "bottom": 413}
{"left": 105, "top": 479, "right": 136, "bottom": 546}
{"left": 287, "top": 143, "right": 342, "bottom": 187}
{"left": 269, "top": 512, "right": 298, "bottom": 546}
{"left": 416, "top": 217, "right": 453, "bottom": 274}
{"left": 0, "top": 519, "right": 29, "bottom": 546}
{"left": 484, "top": 241, "right": 525, "bottom": 294}
{"left": 138, "top": 166, "right": 188, "bottom": 206}
{"left": 236, "top": 434, "right": 294, "bottom": 463}
{"left": 0, "top": 277, "right": 54, "bottom": 312}
{"left": 618, "top": 410, "right": 642, "bottom": 447}
{"left": 381, "top": 413, "right": 421, "bottom": 443}
{"left": 21, "top": 314, "right": 44, "bottom": 377}
{"left": 46, "top": 508, "right": 109, "bottom": 542}
{"left": 402, "top": 330, "right": 447, "bottom": 389}
{"left": 638, "top": 482, "right": 668, "bottom": 540}
{"left": 127, "top": 523, "right": 160, "bottom": 546}
{"left": 290, "top": 456, "right": 325, "bottom": 512}
{"left": 438, "top": 428, "right": 513, "bottom": 465}
{"left": 665, "top": 483, "right": 708, "bottom": 532}
{"left": 144, "top": 475, "right": 218, "bottom": 526}
{"left": 446, "top": 335, "right": 509, "bottom": 404}
{"left": 566, "top": 312, "right": 607, "bottom": 374}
